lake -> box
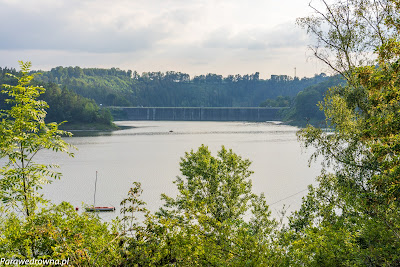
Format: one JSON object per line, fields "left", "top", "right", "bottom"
{"left": 34, "top": 121, "right": 321, "bottom": 220}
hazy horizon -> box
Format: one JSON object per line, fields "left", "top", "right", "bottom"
{"left": 0, "top": 0, "right": 329, "bottom": 79}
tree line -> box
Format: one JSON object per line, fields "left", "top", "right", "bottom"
{"left": 34, "top": 67, "right": 330, "bottom": 108}
{"left": 3, "top": 65, "right": 342, "bottom": 126}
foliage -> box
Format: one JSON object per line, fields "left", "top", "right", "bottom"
{"left": 0, "top": 68, "right": 114, "bottom": 128}
{"left": 283, "top": 75, "right": 344, "bottom": 126}
{"left": 0, "top": 62, "right": 120, "bottom": 266}
{"left": 117, "top": 146, "right": 286, "bottom": 266}
{"left": 289, "top": 0, "right": 400, "bottom": 265}
{"left": 0, "top": 202, "right": 122, "bottom": 266}
{"left": 41, "top": 83, "right": 114, "bottom": 126}
{"left": 259, "top": 95, "right": 292, "bottom": 107}
{"left": 33, "top": 67, "right": 330, "bottom": 108}
{"left": 296, "top": 0, "right": 394, "bottom": 81}
{"left": 0, "top": 62, "right": 73, "bottom": 217}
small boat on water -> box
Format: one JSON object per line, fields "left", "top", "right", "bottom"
{"left": 85, "top": 206, "right": 116, "bottom": 212}
{"left": 85, "top": 171, "right": 115, "bottom": 212}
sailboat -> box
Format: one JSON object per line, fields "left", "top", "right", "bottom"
{"left": 85, "top": 171, "right": 115, "bottom": 212}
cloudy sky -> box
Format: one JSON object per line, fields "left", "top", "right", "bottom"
{"left": 0, "top": 0, "right": 326, "bottom": 79}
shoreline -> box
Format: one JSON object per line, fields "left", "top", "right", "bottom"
{"left": 61, "top": 119, "right": 326, "bottom": 133}
{"left": 59, "top": 122, "right": 121, "bottom": 131}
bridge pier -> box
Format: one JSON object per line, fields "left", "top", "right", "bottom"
{"left": 110, "top": 107, "right": 286, "bottom": 121}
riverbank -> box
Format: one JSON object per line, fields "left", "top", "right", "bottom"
{"left": 58, "top": 119, "right": 321, "bottom": 133}
{"left": 59, "top": 122, "right": 120, "bottom": 131}
{"left": 284, "top": 119, "right": 327, "bottom": 128}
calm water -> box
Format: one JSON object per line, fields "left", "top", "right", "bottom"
{"left": 32, "top": 121, "right": 320, "bottom": 219}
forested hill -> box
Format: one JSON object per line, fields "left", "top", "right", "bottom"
{"left": 283, "top": 75, "right": 344, "bottom": 125}
{"left": 34, "top": 66, "right": 330, "bottom": 107}
{"left": 0, "top": 67, "right": 114, "bottom": 129}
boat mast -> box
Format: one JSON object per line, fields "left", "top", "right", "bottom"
{"left": 94, "top": 171, "right": 98, "bottom": 207}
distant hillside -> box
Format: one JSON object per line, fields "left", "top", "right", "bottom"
{"left": 0, "top": 67, "right": 115, "bottom": 130}
{"left": 1, "top": 65, "right": 344, "bottom": 126}
{"left": 34, "top": 66, "right": 331, "bottom": 108}
{"left": 283, "top": 75, "right": 345, "bottom": 126}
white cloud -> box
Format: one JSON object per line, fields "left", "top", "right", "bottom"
{"left": 202, "top": 22, "right": 308, "bottom": 50}
{"left": 0, "top": 0, "right": 323, "bottom": 77}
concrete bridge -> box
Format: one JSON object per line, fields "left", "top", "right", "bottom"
{"left": 110, "top": 107, "right": 287, "bottom": 121}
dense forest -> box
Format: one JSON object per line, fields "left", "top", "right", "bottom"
{"left": 0, "top": 67, "right": 114, "bottom": 129}
{"left": 2, "top": 65, "right": 339, "bottom": 127}
{"left": 34, "top": 67, "right": 330, "bottom": 108}
{"left": 283, "top": 75, "right": 344, "bottom": 125}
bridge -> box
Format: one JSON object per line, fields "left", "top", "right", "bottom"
{"left": 109, "top": 107, "right": 287, "bottom": 121}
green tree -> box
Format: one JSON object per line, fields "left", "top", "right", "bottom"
{"left": 288, "top": 0, "right": 400, "bottom": 265}
{"left": 157, "top": 145, "right": 281, "bottom": 265}
{"left": 0, "top": 61, "right": 73, "bottom": 217}
{"left": 296, "top": 0, "right": 394, "bottom": 81}
{"left": 118, "top": 146, "right": 285, "bottom": 266}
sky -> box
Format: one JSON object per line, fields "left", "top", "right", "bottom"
{"left": 0, "top": 0, "right": 327, "bottom": 79}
